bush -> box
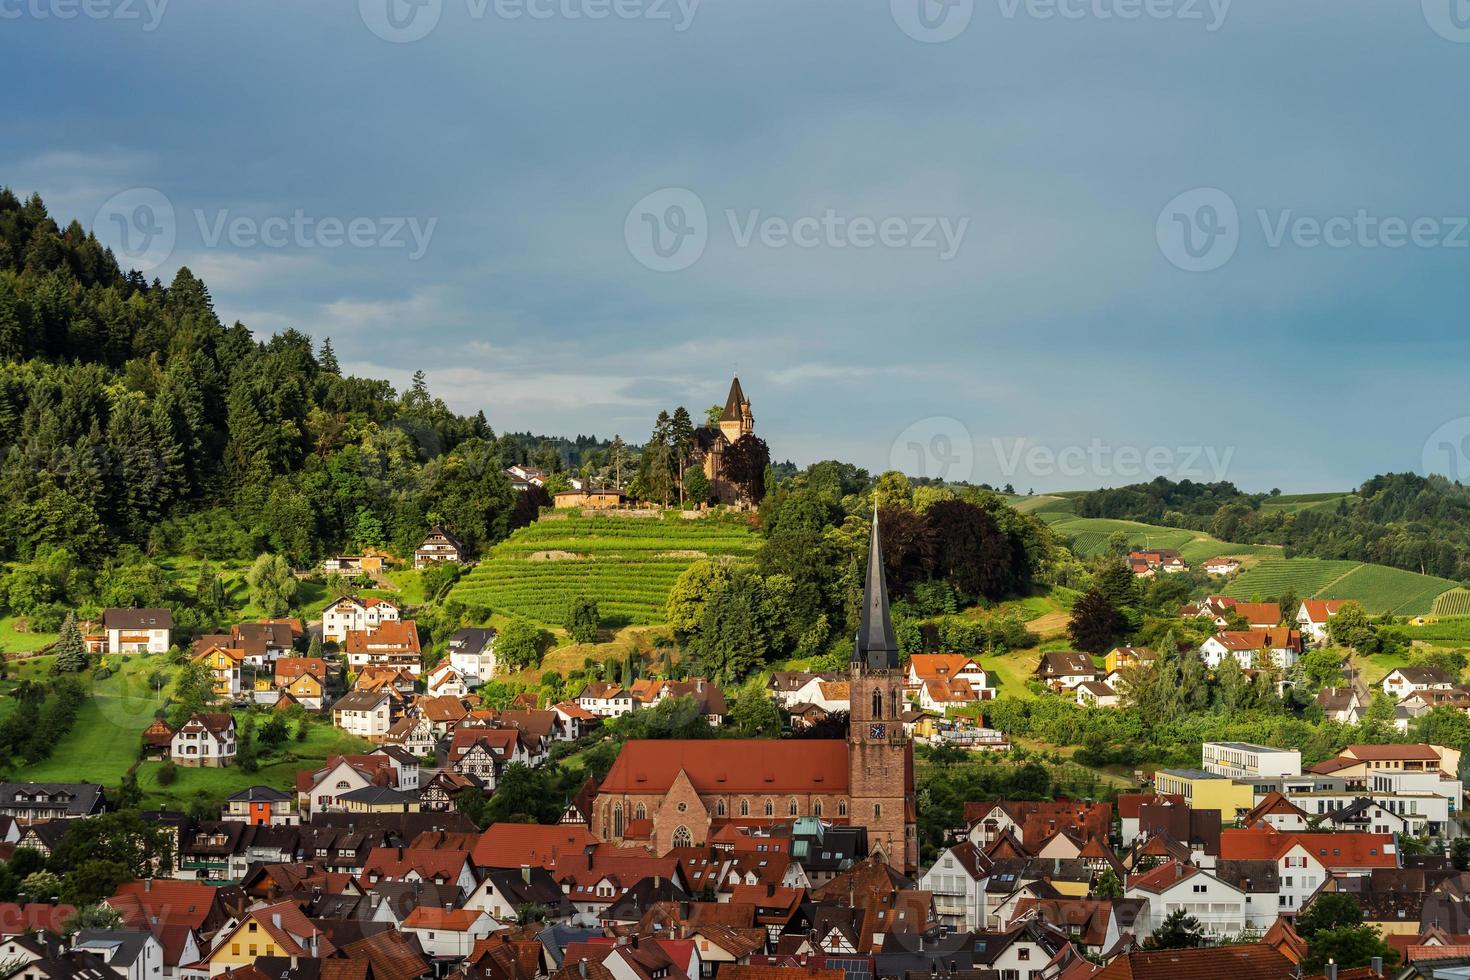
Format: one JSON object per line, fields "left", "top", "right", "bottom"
{"left": 156, "top": 759, "right": 178, "bottom": 786}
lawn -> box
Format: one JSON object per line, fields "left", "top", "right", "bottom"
{"left": 0, "top": 615, "right": 59, "bottom": 654}
{"left": 134, "top": 718, "right": 371, "bottom": 808}
{"left": 9, "top": 654, "right": 179, "bottom": 784}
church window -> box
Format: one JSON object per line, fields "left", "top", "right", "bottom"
{"left": 677, "top": 802, "right": 688, "bottom": 813}
{"left": 613, "top": 804, "right": 625, "bottom": 837}
{"left": 673, "top": 826, "right": 693, "bottom": 848}
{"left": 874, "top": 803, "right": 882, "bottom": 819}
{"left": 838, "top": 800, "right": 848, "bottom": 817}
{"left": 889, "top": 690, "right": 898, "bottom": 718}
{"left": 813, "top": 800, "right": 823, "bottom": 817}
{"left": 872, "top": 690, "right": 883, "bottom": 718}
{"left": 635, "top": 803, "right": 646, "bottom": 820}
{"left": 739, "top": 799, "right": 750, "bottom": 817}
{"left": 717, "top": 799, "right": 727, "bottom": 816}
{"left": 764, "top": 800, "right": 774, "bottom": 817}
{"left": 789, "top": 798, "right": 799, "bottom": 816}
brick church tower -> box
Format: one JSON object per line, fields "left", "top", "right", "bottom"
{"left": 848, "top": 509, "right": 919, "bottom": 874}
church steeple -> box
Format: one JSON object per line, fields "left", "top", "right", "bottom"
{"left": 854, "top": 508, "right": 899, "bottom": 669}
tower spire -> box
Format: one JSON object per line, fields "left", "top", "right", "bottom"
{"left": 854, "top": 506, "right": 899, "bottom": 669}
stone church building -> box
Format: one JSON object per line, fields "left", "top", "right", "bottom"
{"left": 690, "top": 376, "right": 757, "bottom": 506}
{"left": 591, "top": 510, "right": 920, "bottom": 874}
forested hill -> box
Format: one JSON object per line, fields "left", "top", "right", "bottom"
{"left": 1074, "top": 474, "right": 1470, "bottom": 582}
{"left": 0, "top": 186, "right": 537, "bottom": 566}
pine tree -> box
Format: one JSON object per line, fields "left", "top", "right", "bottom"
{"left": 55, "top": 612, "right": 87, "bottom": 672}
{"left": 318, "top": 337, "right": 340, "bottom": 375}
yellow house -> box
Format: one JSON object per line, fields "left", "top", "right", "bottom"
{"left": 1105, "top": 646, "right": 1153, "bottom": 675}
{"left": 206, "top": 900, "right": 329, "bottom": 976}
{"left": 191, "top": 644, "right": 244, "bottom": 699}
{"left": 1153, "top": 768, "right": 1254, "bottom": 819}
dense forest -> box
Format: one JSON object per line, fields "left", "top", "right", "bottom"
{"left": 1075, "top": 474, "right": 1470, "bottom": 581}
{"left": 0, "top": 187, "right": 544, "bottom": 570}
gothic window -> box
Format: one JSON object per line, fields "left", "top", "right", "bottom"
{"left": 717, "top": 799, "right": 727, "bottom": 816}
{"left": 889, "top": 689, "right": 898, "bottom": 718}
{"left": 872, "top": 690, "right": 883, "bottom": 718}
{"left": 740, "top": 799, "right": 750, "bottom": 817}
{"left": 813, "top": 800, "right": 823, "bottom": 817}
{"left": 789, "top": 798, "right": 799, "bottom": 816}
{"left": 874, "top": 803, "right": 882, "bottom": 819}
{"left": 635, "top": 803, "right": 646, "bottom": 820}
{"left": 673, "top": 826, "right": 693, "bottom": 848}
{"left": 613, "top": 804, "right": 625, "bottom": 837}
{"left": 764, "top": 800, "right": 774, "bottom": 817}
{"left": 838, "top": 800, "right": 848, "bottom": 817}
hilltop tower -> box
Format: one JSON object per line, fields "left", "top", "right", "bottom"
{"left": 848, "top": 509, "right": 919, "bottom": 874}
{"left": 717, "top": 375, "right": 754, "bottom": 444}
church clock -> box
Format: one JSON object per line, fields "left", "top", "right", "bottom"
{"left": 869, "top": 723, "right": 886, "bottom": 740}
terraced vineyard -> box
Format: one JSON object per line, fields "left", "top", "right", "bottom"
{"left": 1032, "top": 506, "right": 1276, "bottom": 563}
{"left": 1223, "top": 558, "right": 1459, "bottom": 615}
{"left": 448, "top": 512, "right": 760, "bottom": 627}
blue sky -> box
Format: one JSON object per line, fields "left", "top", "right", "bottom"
{"left": 5, "top": 0, "right": 1470, "bottom": 492}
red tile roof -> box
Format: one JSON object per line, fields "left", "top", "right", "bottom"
{"left": 599, "top": 740, "right": 852, "bottom": 795}
{"left": 1093, "top": 945, "right": 1293, "bottom": 980}
{"left": 473, "top": 823, "right": 597, "bottom": 869}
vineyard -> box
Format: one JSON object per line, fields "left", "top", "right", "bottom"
{"left": 447, "top": 512, "right": 760, "bottom": 628}
{"left": 1034, "top": 508, "right": 1275, "bottom": 564}
{"left": 1222, "top": 558, "right": 1459, "bottom": 616}
{"left": 1433, "top": 589, "right": 1470, "bottom": 617}
{"left": 1402, "top": 615, "right": 1470, "bottom": 643}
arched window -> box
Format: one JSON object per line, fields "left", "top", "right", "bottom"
{"left": 872, "top": 690, "right": 883, "bottom": 718}
{"left": 838, "top": 800, "right": 848, "bottom": 817}
{"left": 889, "top": 690, "right": 899, "bottom": 718}
{"left": 613, "top": 804, "right": 625, "bottom": 837}
{"left": 764, "top": 800, "right": 774, "bottom": 817}
{"left": 739, "top": 799, "right": 750, "bottom": 817}
{"left": 873, "top": 803, "right": 882, "bottom": 819}
{"left": 672, "top": 826, "right": 693, "bottom": 848}
{"left": 635, "top": 803, "right": 646, "bottom": 820}
{"left": 716, "top": 799, "right": 727, "bottom": 816}
{"left": 789, "top": 798, "right": 799, "bottom": 816}
{"left": 813, "top": 800, "right": 823, "bottom": 818}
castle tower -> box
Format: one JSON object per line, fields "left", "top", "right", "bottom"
{"left": 718, "top": 376, "right": 752, "bottom": 445}
{"left": 848, "top": 509, "right": 919, "bottom": 874}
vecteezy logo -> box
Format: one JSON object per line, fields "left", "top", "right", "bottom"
{"left": 1423, "top": 417, "right": 1470, "bottom": 482}
{"left": 890, "top": 0, "right": 974, "bottom": 42}
{"left": 360, "top": 0, "right": 442, "bottom": 43}
{"left": 94, "top": 188, "right": 176, "bottom": 273}
{"left": 1156, "top": 187, "right": 1239, "bottom": 272}
{"left": 890, "top": 417, "right": 975, "bottom": 482}
{"left": 1423, "top": 0, "right": 1470, "bottom": 42}
{"left": 624, "top": 188, "right": 708, "bottom": 272}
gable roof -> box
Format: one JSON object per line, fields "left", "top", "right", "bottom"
{"left": 103, "top": 608, "right": 173, "bottom": 630}
{"left": 598, "top": 740, "right": 852, "bottom": 795}
{"left": 1093, "top": 945, "right": 1293, "bottom": 980}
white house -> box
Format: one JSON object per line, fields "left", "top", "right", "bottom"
{"left": 1126, "top": 862, "right": 1246, "bottom": 939}
{"left": 72, "top": 930, "right": 166, "bottom": 980}
{"left": 321, "top": 595, "right": 400, "bottom": 644}
{"left": 1203, "top": 557, "right": 1241, "bottom": 576}
{"left": 300, "top": 756, "right": 393, "bottom": 814}
{"left": 577, "top": 682, "right": 640, "bottom": 717}
{"left": 918, "top": 841, "right": 989, "bottom": 931}
{"left": 1075, "top": 681, "right": 1120, "bottom": 708}
{"left": 332, "top": 690, "right": 395, "bottom": 740}
{"left": 426, "top": 662, "right": 470, "bottom": 698}
{"left": 1296, "top": 599, "right": 1348, "bottom": 644}
{"left": 1034, "top": 652, "right": 1100, "bottom": 690}
{"left": 170, "top": 713, "right": 237, "bottom": 768}
{"left": 1201, "top": 629, "right": 1302, "bottom": 671}
{"left": 1203, "top": 742, "right": 1301, "bottom": 780}
{"left": 103, "top": 608, "right": 173, "bottom": 654}
{"left": 1382, "top": 666, "right": 1456, "bottom": 700}
{"left": 907, "top": 654, "right": 994, "bottom": 706}
{"left": 447, "top": 627, "right": 498, "bottom": 683}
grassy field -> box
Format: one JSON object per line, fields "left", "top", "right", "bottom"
{"left": 1257, "top": 492, "right": 1355, "bottom": 514}
{"left": 1222, "top": 558, "right": 1459, "bottom": 615}
{"left": 0, "top": 615, "right": 58, "bottom": 653}
{"left": 1035, "top": 509, "right": 1277, "bottom": 564}
{"left": 7, "top": 654, "right": 180, "bottom": 784}
{"left": 448, "top": 512, "right": 760, "bottom": 628}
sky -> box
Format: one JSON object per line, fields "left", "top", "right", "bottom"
{"left": 5, "top": 0, "right": 1470, "bottom": 493}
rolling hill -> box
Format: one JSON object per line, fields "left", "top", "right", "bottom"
{"left": 1023, "top": 495, "right": 1459, "bottom": 615}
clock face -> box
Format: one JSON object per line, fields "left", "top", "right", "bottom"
{"left": 869, "top": 724, "right": 886, "bottom": 740}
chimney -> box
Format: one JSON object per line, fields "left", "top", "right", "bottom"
{"left": 522, "top": 864, "right": 532, "bottom": 884}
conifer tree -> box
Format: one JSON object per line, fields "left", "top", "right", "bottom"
{"left": 54, "top": 612, "right": 87, "bottom": 672}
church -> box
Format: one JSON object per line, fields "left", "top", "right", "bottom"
{"left": 590, "top": 510, "right": 920, "bottom": 874}
{"left": 689, "top": 376, "right": 757, "bottom": 506}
